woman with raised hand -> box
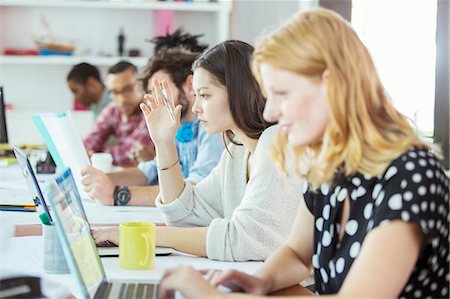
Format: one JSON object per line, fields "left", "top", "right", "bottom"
{"left": 95, "top": 40, "right": 301, "bottom": 262}
{"left": 156, "top": 8, "right": 449, "bottom": 299}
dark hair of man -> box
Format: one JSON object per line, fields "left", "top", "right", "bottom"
{"left": 192, "top": 40, "right": 271, "bottom": 146}
{"left": 67, "top": 63, "right": 102, "bottom": 84}
{"left": 142, "top": 48, "right": 199, "bottom": 93}
{"left": 108, "top": 60, "right": 137, "bottom": 75}
{"left": 142, "top": 48, "right": 199, "bottom": 117}
{"left": 148, "top": 27, "right": 208, "bottom": 54}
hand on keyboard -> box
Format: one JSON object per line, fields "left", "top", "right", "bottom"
{"left": 91, "top": 227, "right": 119, "bottom": 246}
{"left": 97, "top": 240, "right": 117, "bottom": 248}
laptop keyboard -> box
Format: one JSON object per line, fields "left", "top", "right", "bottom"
{"left": 97, "top": 282, "right": 155, "bottom": 299}
{"left": 97, "top": 240, "right": 117, "bottom": 248}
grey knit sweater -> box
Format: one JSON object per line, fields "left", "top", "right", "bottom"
{"left": 155, "top": 125, "right": 302, "bottom": 261}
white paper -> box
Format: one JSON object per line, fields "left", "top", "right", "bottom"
{"left": 35, "top": 111, "right": 91, "bottom": 198}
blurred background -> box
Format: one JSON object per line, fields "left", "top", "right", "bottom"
{"left": 0, "top": 0, "right": 448, "bottom": 168}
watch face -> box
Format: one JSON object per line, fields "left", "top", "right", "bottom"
{"left": 117, "top": 187, "right": 131, "bottom": 205}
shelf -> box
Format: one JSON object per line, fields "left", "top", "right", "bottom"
{"left": 0, "top": 55, "right": 149, "bottom": 67}
{"left": 0, "top": 0, "right": 232, "bottom": 12}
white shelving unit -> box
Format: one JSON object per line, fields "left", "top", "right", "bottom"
{"left": 0, "top": 0, "right": 232, "bottom": 121}
{"left": 0, "top": 55, "right": 148, "bottom": 67}
{"left": 0, "top": 0, "right": 232, "bottom": 42}
{"left": 0, "top": 0, "right": 230, "bottom": 12}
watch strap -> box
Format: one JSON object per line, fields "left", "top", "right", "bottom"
{"left": 114, "top": 185, "right": 131, "bottom": 206}
{"left": 113, "top": 185, "right": 120, "bottom": 206}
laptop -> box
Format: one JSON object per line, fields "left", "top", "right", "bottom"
{"left": 13, "top": 146, "right": 173, "bottom": 257}
{"left": 46, "top": 179, "right": 158, "bottom": 299}
{"left": 13, "top": 146, "right": 53, "bottom": 223}
{"left": 53, "top": 168, "right": 174, "bottom": 257}
{"left": 0, "top": 86, "right": 8, "bottom": 144}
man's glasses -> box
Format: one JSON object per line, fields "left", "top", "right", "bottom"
{"left": 109, "top": 80, "right": 143, "bottom": 98}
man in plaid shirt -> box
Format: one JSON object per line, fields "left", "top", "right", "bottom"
{"left": 83, "top": 61, "right": 154, "bottom": 167}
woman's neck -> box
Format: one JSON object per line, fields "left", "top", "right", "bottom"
{"left": 232, "top": 129, "right": 258, "bottom": 154}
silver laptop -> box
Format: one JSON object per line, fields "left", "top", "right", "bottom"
{"left": 13, "top": 145, "right": 53, "bottom": 223}
{"left": 13, "top": 149, "right": 173, "bottom": 257}
{"left": 46, "top": 176, "right": 158, "bottom": 299}
{"left": 53, "top": 167, "right": 174, "bottom": 257}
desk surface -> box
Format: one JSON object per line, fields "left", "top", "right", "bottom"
{"left": 1, "top": 164, "right": 164, "bottom": 225}
{"left": 1, "top": 164, "right": 262, "bottom": 298}
{"left": 1, "top": 164, "right": 313, "bottom": 298}
{"left": 1, "top": 236, "right": 263, "bottom": 298}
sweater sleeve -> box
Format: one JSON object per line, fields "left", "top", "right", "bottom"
{"left": 155, "top": 150, "right": 227, "bottom": 227}
{"left": 156, "top": 126, "right": 301, "bottom": 261}
{"left": 205, "top": 126, "right": 301, "bottom": 261}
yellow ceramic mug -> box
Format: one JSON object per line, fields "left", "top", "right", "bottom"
{"left": 119, "top": 222, "right": 156, "bottom": 270}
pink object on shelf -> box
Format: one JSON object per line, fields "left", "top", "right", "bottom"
{"left": 156, "top": 10, "right": 174, "bottom": 36}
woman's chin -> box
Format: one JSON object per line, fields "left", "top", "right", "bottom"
{"left": 288, "top": 134, "right": 309, "bottom": 148}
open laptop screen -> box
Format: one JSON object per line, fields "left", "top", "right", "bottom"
{"left": 46, "top": 168, "right": 107, "bottom": 298}
{"left": 54, "top": 167, "right": 88, "bottom": 222}
{"left": 0, "top": 86, "right": 8, "bottom": 143}
{"left": 13, "top": 145, "right": 52, "bottom": 222}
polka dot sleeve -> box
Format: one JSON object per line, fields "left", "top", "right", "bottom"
{"left": 304, "top": 188, "right": 316, "bottom": 214}
{"left": 370, "top": 148, "right": 449, "bottom": 240}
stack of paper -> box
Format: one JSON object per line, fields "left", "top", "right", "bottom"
{"left": 32, "top": 111, "right": 90, "bottom": 198}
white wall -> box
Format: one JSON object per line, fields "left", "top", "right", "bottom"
{"left": 5, "top": 110, "right": 94, "bottom": 145}
{"left": 231, "top": 0, "right": 317, "bottom": 45}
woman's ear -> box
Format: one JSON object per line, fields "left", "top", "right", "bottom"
{"left": 321, "top": 70, "right": 329, "bottom": 83}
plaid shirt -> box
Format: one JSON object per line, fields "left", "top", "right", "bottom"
{"left": 83, "top": 103, "right": 153, "bottom": 167}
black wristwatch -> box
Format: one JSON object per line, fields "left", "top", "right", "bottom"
{"left": 114, "top": 186, "right": 131, "bottom": 206}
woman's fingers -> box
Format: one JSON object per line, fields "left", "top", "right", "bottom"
{"left": 91, "top": 230, "right": 110, "bottom": 244}
{"left": 212, "top": 269, "right": 252, "bottom": 290}
{"left": 146, "top": 94, "right": 158, "bottom": 111}
{"left": 151, "top": 78, "right": 163, "bottom": 106}
{"left": 174, "top": 105, "right": 182, "bottom": 123}
{"left": 140, "top": 100, "right": 151, "bottom": 117}
{"left": 162, "top": 79, "right": 176, "bottom": 110}
{"left": 91, "top": 228, "right": 119, "bottom": 245}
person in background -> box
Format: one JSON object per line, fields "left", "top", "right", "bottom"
{"left": 83, "top": 61, "right": 154, "bottom": 167}
{"left": 67, "top": 63, "right": 110, "bottom": 119}
{"left": 93, "top": 40, "right": 302, "bottom": 262}
{"left": 148, "top": 27, "right": 208, "bottom": 54}
{"left": 155, "top": 8, "right": 449, "bottom": 299}
{"left": 81, "top": 48, "right": 223, "bottom": 206}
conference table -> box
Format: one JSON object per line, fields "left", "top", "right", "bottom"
{"left": 0, "top": 163, "right": 312, "bottom": 298}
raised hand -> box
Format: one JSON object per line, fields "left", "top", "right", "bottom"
{"left": 140, "top": 78, "right": 182, "bottom": 147}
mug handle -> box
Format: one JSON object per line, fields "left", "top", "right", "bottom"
{"left": 140, "top": 232, "right": 151, "bottom": 267}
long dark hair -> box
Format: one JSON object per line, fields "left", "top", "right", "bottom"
{"left": 192, "top": 40, "right": 271, "bottom": 146}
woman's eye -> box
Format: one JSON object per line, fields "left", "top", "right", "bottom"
{"left": 200, "top": 94, "right": 208, "bottom": 99}
{"left": 273, "top": 91, "right": 287, "bottom": 96}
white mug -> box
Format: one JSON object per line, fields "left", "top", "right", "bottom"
{"left": 91, "top": 152, "right": 113, "bottom": 173}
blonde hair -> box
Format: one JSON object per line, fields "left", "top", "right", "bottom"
{"left": 253, "top": 8, "right": 433, "bottom": 189}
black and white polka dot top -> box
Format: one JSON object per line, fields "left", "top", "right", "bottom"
{"left": 304, "top": 147, "right": 449, "bottom": 298}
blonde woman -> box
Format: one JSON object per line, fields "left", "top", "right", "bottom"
{"left": 155, "top": 8, "right": 449, "bottom": 299}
